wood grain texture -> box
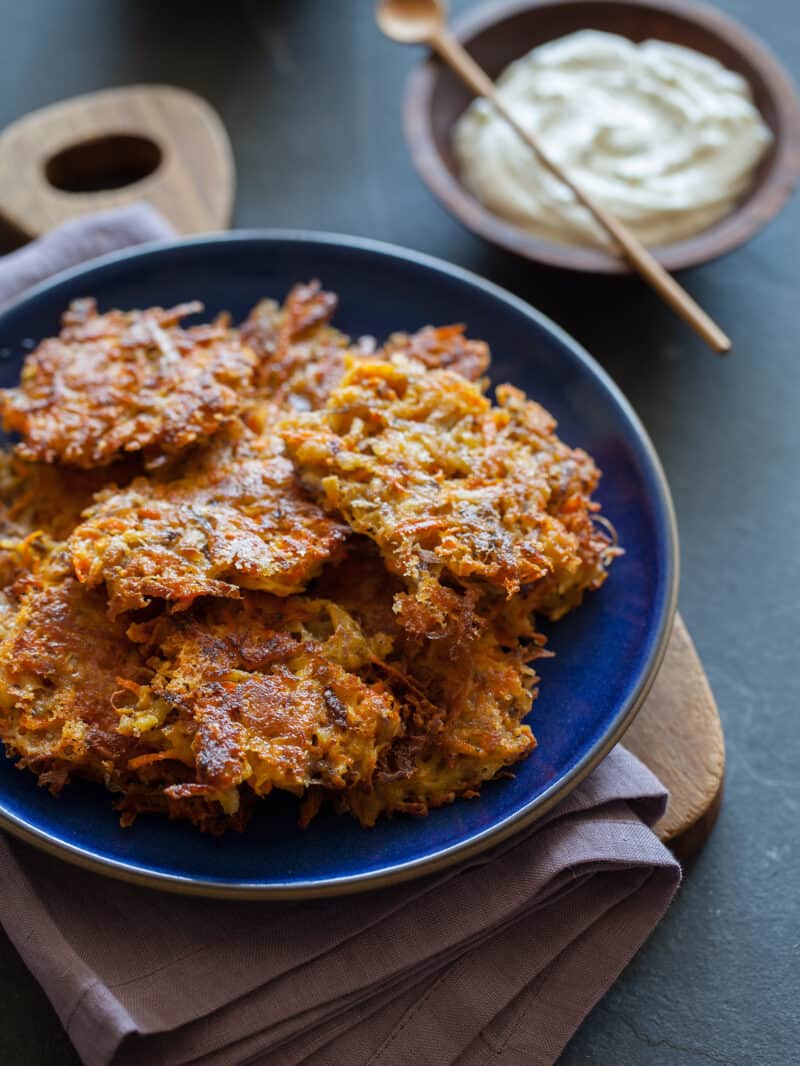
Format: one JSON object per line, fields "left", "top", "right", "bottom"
{"left": 404, "top": 0, "right": 800, "bottom": 274}
{"left": 625, "top": 612, "right": 725, "bottom": 859}
{"left": 0, "top": 85, "right": 234, "bottom": 237}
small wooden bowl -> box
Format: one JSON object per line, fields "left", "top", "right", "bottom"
{"left": 405, "top": 0, "right": 800, "bottom": 273}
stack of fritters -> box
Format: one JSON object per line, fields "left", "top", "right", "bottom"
{"left": 0, "top": 283, "right": 619, "bottom": 833}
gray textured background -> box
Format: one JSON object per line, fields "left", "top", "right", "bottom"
{"left": 0, "top": 1, "right": 797, "bottom": 1063}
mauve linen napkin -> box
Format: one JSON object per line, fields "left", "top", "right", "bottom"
{"left": 0, "top": 208, "right": 681, "bottom": 1066}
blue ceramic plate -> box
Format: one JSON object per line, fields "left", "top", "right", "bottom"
{"left": 0, "top": 232, "right": 677, "bottom": 898}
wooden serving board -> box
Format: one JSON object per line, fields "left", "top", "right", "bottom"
{"left": 0, "top": 85, "right": 234, "bottom": 238}
{"left": 0, "top": 87, "right": 724, "bottom": 861}
{"left": 627, "top": 614, "right": 724, "bottom": 860}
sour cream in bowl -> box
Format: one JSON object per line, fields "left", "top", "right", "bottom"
{"left": 404, "top": 0, "right": 800, "bottom": 273}
{"left": 453, "top": 30, "right": 773, "bottom": 249}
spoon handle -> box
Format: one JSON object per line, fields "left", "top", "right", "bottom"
{"left": 431, "top": 28, "right": 732, "bottom": 354}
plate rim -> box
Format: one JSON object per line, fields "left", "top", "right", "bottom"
{"left": 0, "top": 229, "right": 679, "bottom": 898}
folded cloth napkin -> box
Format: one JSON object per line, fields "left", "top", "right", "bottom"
{"left": 0, "top": 203, "right": 174, "bottom": 308}
{"left": 0, "top": 209, "right": 681, "bottom": 1066}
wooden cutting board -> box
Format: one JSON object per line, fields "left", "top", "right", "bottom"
{"left": 625, "top": 615, "right": 724, "bottom": 861}
{"left": 0, "top": 85, "right": 234, "bottom": 238}
{"left": 0, "top": 86, "right": 724, "bottom": 861}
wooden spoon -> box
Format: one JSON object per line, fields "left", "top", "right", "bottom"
{"left": 377, "top": 0, "right": 732, "bottom": 355}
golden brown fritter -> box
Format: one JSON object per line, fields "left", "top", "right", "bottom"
{"left": 243, "top": 280, "right": 339, "bottom": 368}
{"left": 0, "top": 450, "right": 138, "bottom": 541}
{"left": 123, "top": 592, "right": 402, "bottom": 805}
{"left": 241, "top": 281, "right": 353, "bottom": 413}
{"left": 342, "top": 627, "right": 538, "bottom": 826}
{"left": 381, "top": 324, "right": 490, "bottom": 382}
{"left": 281, "top": 358, "right": 617, "bottom": 634}
{"left": 0, "top": 449, "right": 138, "bottom": 595}
{"left": 70, "top": 420, "right": 348, "bottom": 617}
{"left": 0, "top": 453, "right": 43, "bottom": 591}
{"left": 0, "top": 560, "right": 246, "bottom": 834}
{"left": 308, "top": 549, "right": 543, "bottom": 826}
{"left": 241, "top": 283, "right": 489, "bottom": 418}
{"left": 1, "top": 299, "right": 256, "bottom": 468}
{"left": 0, "top": 559, "right": 403, "bottom": 831}
{"left": 0, "top": 561, "right": 146, "bottom": 785}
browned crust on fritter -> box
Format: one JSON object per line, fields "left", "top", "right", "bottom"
{"left": 281, "top": 358, "right": 617, "bottom": 633}
{"left": 69, "top": 420, "right": 348, "bottom": 616}
{"left": 1, "top": 299, "right": 256, "bottom": 467}
{"left": 124, "top": 592, "right": 402, "bottom": 801}
{"left": 114, "top": 785, "right": 256, "bottom": 835}
{"left": 0, "top": 449, "right": 139, "bottom": 595}
{"left": 242, "top": 283, "right": 490, "bottom": 419}
{"left": 241, "top": 281, "right": 351, "bottom": 414}
{"left": 0, "top": 566, "right": 149, "bottom": 776}
{"left": 341, "top": 632, "right": 539, "bottom": 826}
{"left": 0, "top": 564, "right": 147, "bottom": 819}
{"left": 381, "top": 324, "right": 490, "bottom": 382}
{"left": 0, "top": 561, "right": 402, "bottom": 831}
{"left": 0, "top": 449, "right": 138, "bottom": 536}
{"left": 308, "top": 549, "right": 543, "bottom": 826}
{"left": 0, "top": 563, "right": 228, "bottom": 831}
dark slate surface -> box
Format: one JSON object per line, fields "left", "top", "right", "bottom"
{"left": 0, "top": 1, "right": 797, "bottom": 1063}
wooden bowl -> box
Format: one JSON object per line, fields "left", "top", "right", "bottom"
{"left": 405, "top": 0, "right": 800, "bottom": 273}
